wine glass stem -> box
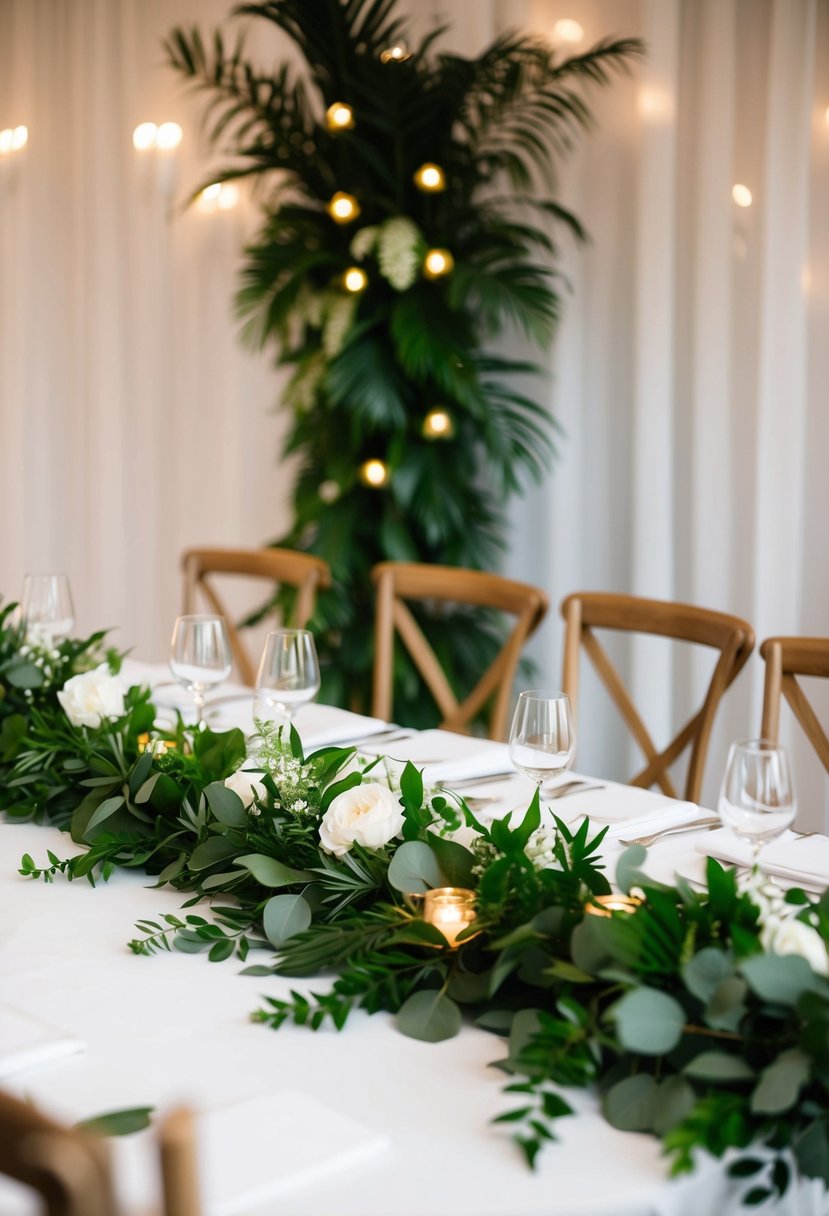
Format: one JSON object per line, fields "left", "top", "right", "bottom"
{"left": 751, "top": 841, "right": 763, "bottom": 871}
{"left": 193, "top": 688, "right": 205, "bottom": 728}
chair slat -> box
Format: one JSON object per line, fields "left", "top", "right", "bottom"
{"left": 760, "top": 637, "right": 829, "bottom": 773}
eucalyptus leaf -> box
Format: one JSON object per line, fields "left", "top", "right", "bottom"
{"left": 683, "top": 948, "right": 734, "bottom": 1004}
{"left": 615, "top": 844, "right": 648, "bottom": 894}
{"left": 603, "top": 1074, "right": 657, "bottom": 1131}
{"left": 188, "top": 836, "right": 241, "bottom": 871}
{"left": 652, "top": 1076, "right": 696, "bottom": 1136}
{"left": 427, "top": 835, "right": 475, "bottom": 887}
{"left": 612, "top": 987, "right": 686, "bottom": 1055}
{"left": 387, "top": 840, "right": 447, "bottom": 894}
{"left": 263, "top": 893, "right": 312, "bottom": 948}
{"left": 705, "top": 976, "right": 748, "bottom": 1032}
{"left": 740, "top": 952, "right": 828, "bottom": 1006}
{"left": 205, "top": 781, "right": 249, "bottom": 827}
{"left": 236, "top": 854, "right": 312, "bottom": 888}
{"left": 683, "top": 1051, "right": 754, "bottom": 1081}
{"left": 751, "top": 1048, "right": 811, "bottom": 1114}
{"left": 396, "top": 989, "right": 461, "bottom": 1043}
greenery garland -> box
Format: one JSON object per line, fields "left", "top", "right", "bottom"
{"left": 4, "top": 608, "right": 829, "bottom": 1207}
{"left": 164, "top": 1, "right": 641, "bottom": 721}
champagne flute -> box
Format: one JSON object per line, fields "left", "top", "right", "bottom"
{"left": 254, "top": 629, "right": 320, "bottom": 727}
{"left": 21, "top": 573, "right": 75, "bottom": 640}
{"left": 508, "top": 690, "right": 576, "bottom": 791}
{"left": 169, "top": 614, "right": 232, "bottom": 727}
{"left": 718, "top": 739, "right": 797, "bottom": 870}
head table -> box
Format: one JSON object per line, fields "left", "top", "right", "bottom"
{"left": 0, "top": 676, "right": 824, "bottom": 1216}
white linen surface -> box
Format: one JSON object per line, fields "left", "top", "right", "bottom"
{"left": 696, "top": 829, "right": 829, "bottom": 892}
{"left": 0, "top": 1003, "right": 85, "bottom": 1079}
{"left": 359, "top": 729, "right": 511, "bottom": 783}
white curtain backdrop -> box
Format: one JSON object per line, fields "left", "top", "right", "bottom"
{"left": 1, "top": 0, "right": 827, "bottom": 822}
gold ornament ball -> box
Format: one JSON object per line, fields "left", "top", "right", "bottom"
{"left": 423, "top": 248, "right": 454, "bottom": 279}
{"left": 327, "top": 191, "right": 360, "bottom": 223}
{"left": 422, "top": 408, "right": 455, "bottom": 440}
{"left": 326, "top": 102, "right": 355, "bottom": 131}
{"left": 343, "top": 267, "right": 368, "bottom": 293}
{"left": 359, "top": 459, "right": 390, "bottom": 488}
{"left": 414, "top": 162, "right": 446, "bottom": 192}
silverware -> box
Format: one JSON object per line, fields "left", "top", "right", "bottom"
{"left": 435, "top": 771, "right": 516, "bottom": 791}
{"left": 617, "top": 816, "right": 722, "bottom": 847}
{"left": 343, "top": 728, "right": 413, "bottom": 749}
{"left": 544, "top": 781, "right": 604, "bottom": 801}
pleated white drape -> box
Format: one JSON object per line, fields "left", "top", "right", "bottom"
{"left": 1, "top": 0, "right": 827, "bottom": 821}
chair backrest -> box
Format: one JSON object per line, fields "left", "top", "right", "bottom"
{"left": 760, "top": 636, "right": 829, "bottom": 771}
{"left": 0, "top": 1089, "right": 120, "bottom": 1216}
{"left": 371, "top": 561, "right": 549, "bottom": 741}
{"left": 561, "top": 592, "right": 755, "bottom": 802}
{"left": 158, "top": 1106, "right": 202, "bottom": 1216}
{"left": 181, "top": 547, "right": 331, "bottom": 685}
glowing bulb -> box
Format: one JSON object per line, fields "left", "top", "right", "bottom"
{"left": 423, "top": 248, "right": 454, "bottom": 279}
{"left": 359, "top": 459, "right": 389, "bottom": 488}
{"left": 11, "top": 125, "right": 27, "bottom": 150}
{"left": 732, "top": 183, "right": 753, "bottom": 208}
{"left": 343, "top": 267, "right": 368, "bottom": 292}
{"left": 413, "top": 162, "right": 446, "bottom": 192}
{"left": 422, "top": 408, "right": 454, "bottom": 439}
{"left": 327, "top": 191, "right": 360, "bottom": 223}
{"left": 217, "top": 183, "right": 239, "bottom": 210}
{"left": 638, "top": 87, "right": 674, "bottom": 124}
{"left": 0, "top": 129, "right": 13, "bottom": 154}
{"left": 133, "top": 122, "right": 158, "bottom": 150}
{"left": 326, "top": 102, "right": 355, "bottom": 131}
{"left": 381, "top": 43, "right": 411, "bottom": 63}
{"left": 553, "top": 19, "right": 584, "bottom": 43}
{"left": 156, "top": 122, "right": 183, "bottom": 150}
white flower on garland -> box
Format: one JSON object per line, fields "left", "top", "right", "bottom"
{"left": 283, "top": 351, "right": 326, "bottom": 413}
{"left": 377, "top": 216, "right": 422, "bottom": 291}
{"left": 319, "top": 782, "right": 405, "bottom": 857}
{"left": 525, "top": 826, "right": 562, "bottom": 871}
{"left": 224, "top": 769, "right": 267, "bottom": 811}
{"left": 349, "top": 225, "right": 379, "bottom": 260}
{"left": 761, "top": 916, "right": 829, "bottom": 976}
{"left": 58, "top": 665, "right": 125, "bottom": 729}
{"left": 322, "top": 294, "right": 357, "bottom": 357}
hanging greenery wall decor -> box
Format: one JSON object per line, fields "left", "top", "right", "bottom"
{"left": 166, "top": 1, "right": 640, "bottom": 722}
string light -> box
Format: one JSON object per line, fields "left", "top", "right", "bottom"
{"left": 197, "top": 182, "right": 240, "bottom": 213}
{"left": 413, "top": 162, "right": 446, "bottom": 192}
{"left": 132, "top": 122, "right": 157, "bottom": 150}
{"left": 156, "top": 122, "right": 183, "bottom": 150}
{"left": 732, "top": 183, "right": 753, "bottom": 208}
{"left": 327, "top": 191, "right": 360, "bottom": 223}
{"left": 326, "top": 102, "right": 355, "bottom": 131}
{"left": 11, "top": 125, "right": 27, "bottom": 150}
{"left": 423, "top": 248, "right": 454, "bottom": 279}
{"left": 552, "top": 18, "right": 584, "bottom": 44}
{"left": 422, "top": 408, "right": 455, "bottom": 440}
{"left": 380, "top": 43, "right": 411, "bottom": 63}
{"left": 359, "top": 459, "right": 389, "bottom": 487}
{"left": 343, "top": 267, "right": 368, "bottom": 292}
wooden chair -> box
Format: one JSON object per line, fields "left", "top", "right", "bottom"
{"left": 760, "top": 637, "right": 829, "bottom": 770}
{"left": 371, "top": 561, "right": 549, "bottom": 740}
{"left": 561, "top": 592, "right": 755, "bottom": 802}
{"left": 181, "top": 547, "right": 331, "bottom": 685}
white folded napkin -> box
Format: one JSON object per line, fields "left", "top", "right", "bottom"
{"left": 361, "top": 729, "right": 511, "bottom": 784}
{"left": 290, "top": 704, "right": 390, "bottom": 749}
{"left": 553, "top": 777, "right": 701, "bottom": 825}
{"left": 697, "top": 829, "right": 829, "bottom": 893}
{"left": 199, "top": 1092, "right": 388, "bottom": 1214}
{"left": 604, "top": 800, "right": 708, "bottom": 841}
{"left": 0, "top": 1004, "right": 85, "bottom": 1079}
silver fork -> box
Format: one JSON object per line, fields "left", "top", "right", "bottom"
{"left": 617, "top": 816, "right": 722, "bottom": 847}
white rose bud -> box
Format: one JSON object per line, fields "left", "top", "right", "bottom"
{"left": 57, "top": 665, "right": 125, "bottom": 729}
{"left": 319, "top": 782, "right": 405, "bottom": 857}
{"left": 224, "top": 769, "right": 267, "bottom": 810}
{"left": 762, "top": 917, "right": 829, "bottom": 977}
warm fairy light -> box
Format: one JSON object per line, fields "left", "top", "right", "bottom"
{"left": 217, "top": 182, "right": 239, "bottom": 210}
{"left": 359, "top": 459, "right": 389, "bottom": 488}
{"left": 552, "top": 18, "right": 584, "bottom": 43}
{"left": 413, "top": 162, "right": 446, "bottom": 192}
{"left": 196, "top": 182, "right": 239, "bottom": 213}
{"left": 0, "top": 129, "right": 13, "bottom": 154}
{"left": 422, "top": 408, "right": 454, "bottom": 439}
{"left": 422, "top": 887, "right": 478, "bottom": 948}
{"left": 343, "top": 266, "right": 368, "bottom": 292}
{"left": 326, "top": 102, "right": 355, "bottom": 131}
{"left": 380, "top": 43, "right": 411, "bottom": 63}
{"left": 327, "top": 191, "right": 360, "bottom": 223}
{"left": 423, "top": 248, "right": 454, "bottom": 279}
{"left": 132, "top": 122, "right": 158, "bottom": 150}
{"left": 732, "top": 183, "right": 753, "bottom": 208}
{"left": 11, "top": 125, "right": 28, "bottom": 150}
{"left": 638, "top": 87, "right": 674, "bottom": 124}
{"left": 585, "top": 894, "right": 642, "bottom": 918}
{"left": 156, "top": 122, "right": 183, "bottom": 150}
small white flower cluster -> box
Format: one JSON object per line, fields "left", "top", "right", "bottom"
{"left": 283, "top": 352, "right": 326, "bottom": 413}
{"left": 349, "top": 225, "right": 379, "bottom": 260}
{"left": 377, "top": 217, "right": 422, "bottom": 291}
{"left": 741, "top": 869, "right": 829, "bottom": 977}
{"left": 18, "top": 627, "right": 62, "bottom": 683}
{"left": 322, "top": 294, "right": 357, "bottom": 357}
{"left": 470, "top": 835, "right": 499, "bottom": 878}
{"left": 525, "top": 826, "right": 563, "bottom": 872}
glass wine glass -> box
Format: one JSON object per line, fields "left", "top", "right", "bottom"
{"left": 253, "top": 629, "right": 321, "bottom": 727}
{"left": 21, "top": 573, "right": 75, "bottom": 640}
{"left": 508, "top": 690, "right": 576, "bottom": 791}
{"left": 718, "top": 739, "right": 797, "bottom": 870}
{"left": 169, "top": 614, "right": 232, "bottom": 727}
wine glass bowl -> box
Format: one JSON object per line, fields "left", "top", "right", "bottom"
{"left": 254, "top": 629, "right": 320, "bottom": 725}
{"left": 718, "top": 739, "right": 796, "bottom": 865}
{"left": 169, "top": 614, "right": 232, "bottom": 726}
{"left": 508, "top": 690, "right": 575, "bottom": 788}
{"left": 21, "top": 573, "right": 75, "bottom": 640}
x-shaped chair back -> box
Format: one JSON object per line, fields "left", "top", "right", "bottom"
{"left": 760, "top": 637, "right": 829, "bottom": 771}
{"left": 372, "top": 562, "right": 549, "bottom": 741}
{"left": 182, "top": 547, "right": 331, "bottom": 685}
{"left": 561, "top": 592, "right": 755, "bottom": 802}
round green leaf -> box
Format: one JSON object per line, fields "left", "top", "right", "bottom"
{"left": 682, "top": 947, "right": 734, "bottom": 1004}
{"left": 603, "top": 1074, "right": 657, "bottom": 1131}
{"left": 652, "top": 1076, "right": 696, "bottom": 1135}
{"left": 751, "top": 1048, "right": 811, "bottom": 1114}
{"left": 189, "top": 836, "right": 240, "bottom": 871}
{"left": 740, "top": 953, "right": 827, "bottom": 1006}
{"left": 683, "top": 1051, "right": 754, "bottom": 1081}
{"left": 705, "top": 976, "right": 748, "bottom": 1032}
{"left": 613, "top": 987, "right": 686, "bottom": 1055}
{"left": 396, "top": 990, "right": 461, "bottom": 1043}
{"left": 387, "top": 840, "right": 447, "bottom": 894}
{"left": 236, "top": 854, "right": 312, "bottom": 888}
{"left": 263, "top": 894, "right": 312, "bottom": 948}
{"left": 205, "top": 781, "right": 248, "bottom": 827}
{"left": 615, "top": 844, "right": 647, "bottom": 893}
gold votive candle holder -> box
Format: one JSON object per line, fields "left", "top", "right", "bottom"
{"left": 585, "top": 893, "right": 642, "bottom": 918}
{"left": 422, "top": 887, "right": 478, "bottom": 948}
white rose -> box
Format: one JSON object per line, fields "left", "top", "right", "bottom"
{"left": 224, "top": 769, "right": 267, "bottom": 810}
{"left": 319, "top": 782, "right": 405, "bottom": 857}
{"left": 762, "top": 917, "right": 829, "bottom": 976}
{"left": 57, "top": 665, "right": 125, "bottom": 728}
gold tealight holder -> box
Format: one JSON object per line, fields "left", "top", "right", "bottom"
{"left": 422, "top": 887, "right": 479, "bottom": 948}
{"left": 585, "top": 893, "right": 642, "bottom": 918}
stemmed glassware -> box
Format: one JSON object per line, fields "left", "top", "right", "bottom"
{"left": 254, "top": 629, "right": 320, "bottom": 727}
{"left": 169, "top": 614, "right": 232, "bottom": 727}
{"left": 718, "top": 739, "right": 797, "bottom": 869}
{"left": 508, "top": 690, "right": 576, "bottom": 791}
{"left": 21, "top": 573, "right": 75, "bottom": 640}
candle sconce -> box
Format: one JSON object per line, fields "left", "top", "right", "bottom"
{"left": 422, "top": 887, "right": 480, "bottom": 948}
